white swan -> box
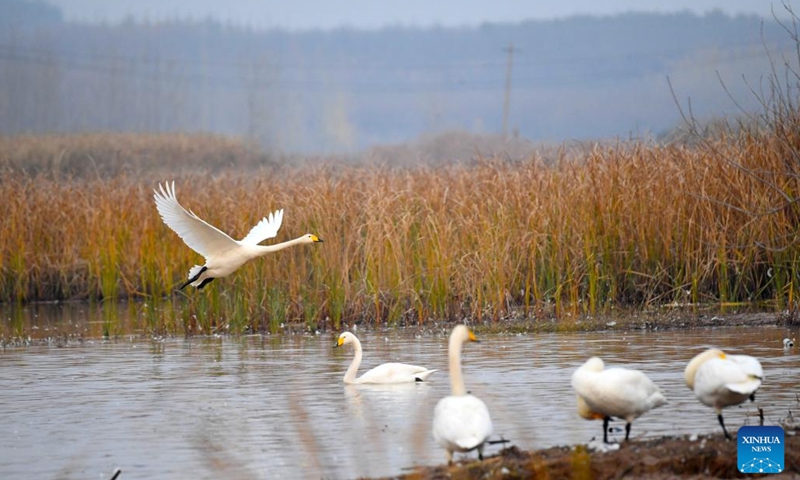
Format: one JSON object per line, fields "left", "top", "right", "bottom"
{"left": 432, "top": 325, "right": 493, "bottom": 464}
{"left": 333, "top": 332, "right": 437, "bottom": 384}
{"left": 153, "top": 181, "right": 323, "bottom": 289}
{"left": 684, "top": 348, "right": 764, "bottom": 439}
{"left": 571, "top": 357, "right": 667, "bottom": 444}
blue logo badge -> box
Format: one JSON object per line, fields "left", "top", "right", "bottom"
{"left": 737, "top": 426, "right": 784, "bottom": 474}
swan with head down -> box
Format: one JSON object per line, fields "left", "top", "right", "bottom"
{"left": 684, "top": 348, "right": 763, "bottom": 439}
{"left": 571, "top": 356, "right": 667, "bottom": 444}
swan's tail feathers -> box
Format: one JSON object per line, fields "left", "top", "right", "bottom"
{"left": 179, "top": 265, "right": 207, "bottom": 290}
{"left": 649, "top": 391, "right": 668, "bottom": 410}
{"left": 414, "top": 369, "right": 438, "bottom": 382}
{"left": 726, "top": 378, "right": 762, "bottom": 397}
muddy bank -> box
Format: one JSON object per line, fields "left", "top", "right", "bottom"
{"left": 474, "top": 308, "right": 798, "bottom": 335}
{"left": 388, "top": 432, "right": 799, "bottom": 479}
{"left": 2, "top": 305, "right": 797, "bottom": 347}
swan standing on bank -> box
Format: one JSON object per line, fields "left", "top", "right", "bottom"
{"left": 684, "top": 348, "right": 763, "bottom": 439}
{"left": 333, "top": 332, "right": 437, "bottom": 384}
{"left": 571, "top": 357, "right": 667, "bottom": 444}
{"left": 432, "top": 325, "right": 493, "bottom": 464}
{"left": 153, "top": 181, "right": 323, "bottom": 289}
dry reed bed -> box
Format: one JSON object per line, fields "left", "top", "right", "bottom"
{"left": 0, "top": 132, "right": 275, "bottom": 177}
{"left": 1, "top": 129, "right": 799, "bottom": 331}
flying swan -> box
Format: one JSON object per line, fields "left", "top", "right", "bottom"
{"left": 571, "top": 357, "right": 667, "bottom": 444}
{"left": 684, "top": 348, "right": 763, "bottom": 439}
{"left": 333, "top": 332, "right": 437, "bottom": 384}
{"left": 153, "top": 181, "right": 323, "bottom": 289}
{"left": 432, "top": 325, "right": 493, "bottom": 464}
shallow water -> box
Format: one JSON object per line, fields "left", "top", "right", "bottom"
{"left": 1, "top": 318, "right": 798, "bottom": 479}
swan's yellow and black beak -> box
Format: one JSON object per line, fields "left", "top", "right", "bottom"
{"left": 333, "top": 336, "right": 344, "bottom": 348}
{"left": 468, "top": 330, "right": 480, "bottom": 343}
{"left": 311, "top": 234, "right": 324, "bottom": 243}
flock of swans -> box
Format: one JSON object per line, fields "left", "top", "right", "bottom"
{"left": 334, "top": 325, "right": 767, "bottom": 463}
{"left": 153, "top": 181, "right": 773, "bottom": 464}
{"left": 334, "top": 325, "right": 764, "bottom": 463}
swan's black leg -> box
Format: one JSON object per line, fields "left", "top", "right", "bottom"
{"left": 625, "top": 422, "right": 631, "bottom": 441}
{"left": 603, "top": 416, "right": 611, "bottom": 444}
{"left": 197, "top": 277, "right": 215, "bottom": 289}
{"left": 718, "top": 413, "right": 731, "bottom": 440}
{"left": 179, "top": 266, "right": 207, "bottom": 290}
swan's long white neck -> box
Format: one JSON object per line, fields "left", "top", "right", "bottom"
{"left": 448, "top": 334, "right": 467, "bottom": 396}
{"left": 252, "top": 236, "right": 307, "bottom": 256}
{"left": 344, "top": 336, "right": 363, "bottom": 384}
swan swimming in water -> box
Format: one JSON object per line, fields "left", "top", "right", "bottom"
{"left": 432, "top": 325, "right": 493, "bottom": 464}
{"left": 571, "top": 357, "right": 667, "bottom": 444}
{"left": 333, "top": 332, "right": 437, "bottom": 384}
{"left": 153, "top": 181, "right": 323, "bottom": 289}
{"left": 684, "top": 348, "right": 763, "bottom": 439}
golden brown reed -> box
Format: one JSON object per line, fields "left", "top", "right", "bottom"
{"left": 1, "top": 126, "right": 799, "bottom": 332}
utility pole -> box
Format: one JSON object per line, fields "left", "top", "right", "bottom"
{"left": 502, "top": 42, "right": 514, "bottom": 138}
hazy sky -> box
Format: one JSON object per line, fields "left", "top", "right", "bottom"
{"left": 47, "top": 0, "right": 788, "bottom": 29}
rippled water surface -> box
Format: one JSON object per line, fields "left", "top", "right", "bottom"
{"left": 1, "top": 319, "right": 798, "bottom": 479}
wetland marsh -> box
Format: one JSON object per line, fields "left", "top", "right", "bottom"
{"left": 1, "top": 308, "right": 797, "bottom": 479}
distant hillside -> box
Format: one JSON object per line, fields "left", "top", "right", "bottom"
{"left": 0, "top": 2, "right": 795, "bottom": 154}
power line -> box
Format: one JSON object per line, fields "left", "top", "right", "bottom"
{"left": 0, "top": 39, "right": 792, "bottom": 96}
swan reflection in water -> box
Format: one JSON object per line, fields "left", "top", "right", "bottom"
{"left": 342, "top": 381, "right": 434, "bottom": 471}
{"left": 343, "top": 381, "right": 433, "bottom": 420}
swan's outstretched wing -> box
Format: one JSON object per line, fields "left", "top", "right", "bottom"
{"left": 240, "top": 209, "right": 284, "bottom": 245}
{"left": 153, "top": 182, "right": 238, "bottom": 258}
